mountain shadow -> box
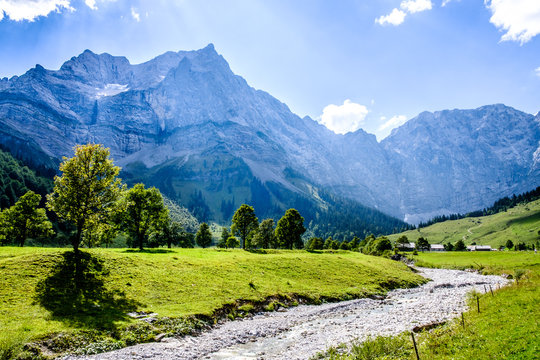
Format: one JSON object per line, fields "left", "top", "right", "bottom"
{"left": 35, "top": 251, "right": 138, "bottom": 329}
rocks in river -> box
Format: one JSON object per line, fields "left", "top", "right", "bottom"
{"left": 65, "top": 268, "right": 508, "bottom": 360}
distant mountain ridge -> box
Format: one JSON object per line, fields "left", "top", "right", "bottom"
{"left": 0, "top": 44, "right": 538, "bottom": 226}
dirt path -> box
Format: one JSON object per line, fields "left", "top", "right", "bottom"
{"left": 66, "top": 268, "right": 508, "bottom": 360}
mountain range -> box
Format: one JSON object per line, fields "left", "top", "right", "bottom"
{"left": 0, "top": 44, "right": 538, "bottom": 229}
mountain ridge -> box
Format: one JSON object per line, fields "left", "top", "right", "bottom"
{"left": 0, "top": 45, "right": 538, "bottom": 227}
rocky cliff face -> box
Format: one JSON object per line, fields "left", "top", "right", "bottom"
{"left": 0, "top": 45, "right": 538, "bottom": 224}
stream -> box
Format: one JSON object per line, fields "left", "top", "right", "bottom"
{"left": 68, "top": 267, "right": 509, "bottom": 360}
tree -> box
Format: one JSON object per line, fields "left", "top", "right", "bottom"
{"left": 416, "top": 237, "right": 430, "bottom": 252}
{"left": 178, "top": 231, "right": 195, "bottom": 248}
{"left": 217, "top": 227, "right": 230, "bottom": 248}
{"left": 115, "top": 183, "right": 168, "bottom": 250}
{"left": 339, "top": 241, "right": 351, "bottom": 250}
{"left": 226, "top": 236, "right": 240, "bottom": 248}
{"left": 275, "top": 208, "right": 306, "bottom": 249}
{"left": 231, "top": 204, "right": 258, "bottom": 250}
{"left": 0, "top": 191, "right": 53, "bottom": 246}
{"left": 151, "top": 217, "right": 184, "bottom": 248}
{"left": 323, "top": 236, "right": 334, "bottom": 249}
{"left": 350, "top": 236, "right": 360, "bottom": 250}
{"left": 196, "top": 222, "right": 212, "bottom": 248}
{"left": 505, "top": 239, "right": 514, "bottom": 250}
{"left": 47, "top": 144, "right": 122, "bottom": 252}
{"left": 395, "top": 235, "right": 409, "bottom": 250}
{"left": 454, "top": 239, "right": 466, "bottom": 251}
{"left": 252, "top": 218, "right": 276, "bottom": 249}
{"left": 306, "top": 237, "right": 324, "bottom": 251}
{"left": 444, "top": 242, "right": 454, "bottom": 251}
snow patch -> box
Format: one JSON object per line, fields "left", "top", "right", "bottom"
{"left": 96, "top": 84, "right": 129, "bottom": 98}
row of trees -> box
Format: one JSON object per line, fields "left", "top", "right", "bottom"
{"left": 216, "top": 205, "right": 306, "bottom": 250}
{"left": 0, "top": 145, "right": 187, "bottom": 250}
{"left": 0, "top": 144, "right": 308, "bottom": 251}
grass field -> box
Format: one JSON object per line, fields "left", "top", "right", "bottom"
{"left": 388, "top": 199, "right": 540, "bottom": 248}
{"left": 411, "top": 251, "right": 540, "bottom": 275}
{"left": 0, "top": 247, "right": 424, "bottom": 359}
{"left": 320, "top": 251, "right": 540, "bottom": 359}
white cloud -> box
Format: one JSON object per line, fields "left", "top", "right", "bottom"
{"left": 131, "top": 7, "right": 140, "bottom": 22}
{"left": 485, "top": 0, "right": 540, "bottom": 44}
{"left": 319, "top": 100, "right": 369, "bottom": 135}
{"left": 535, "top": 67, "right": 540, "bottom": 78}
{"left": 378, "top": 115, "right": 408, "bottom": 131}
{"left": 0, "top": 0, "right": 72, "bottom": 21}
{"left": 375, "top": 8, "right": 407, "bottom": 26}
{"left": 400, "top": 0, "right": 432, "bottom": 14}
{"left": 441, "top": 0, "right": 457, "bottom": 6}
{"left": 85, "top": 0, "right": 96, "bottom": 10}
{"left": 376, "top": 0, "right": 432, "bottom": 26}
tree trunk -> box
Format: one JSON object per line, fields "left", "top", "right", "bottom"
{"left": 138, "top": 231, "right": 144, "bottom": 251}
{"left": 167, "top": 241, "right": 172, "bottom": 249}
{"left": 73, "top": 222, "right": 83, "bottom": 253}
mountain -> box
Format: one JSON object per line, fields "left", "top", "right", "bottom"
{"left": 0, "top": 44, "right": 538, "bottom": 229}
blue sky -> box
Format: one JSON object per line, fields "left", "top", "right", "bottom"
{"left": 0, "top": 0, "right": 539, "bottom": 140}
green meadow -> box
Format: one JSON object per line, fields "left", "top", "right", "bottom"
{"left": 0, "top": 247, "right": 424, "bottom": 359}
{"left": 387, "top": 199, "right": 540, "bottom": 248}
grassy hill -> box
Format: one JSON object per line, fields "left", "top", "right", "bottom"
{"left": 388, "top": 199, "right": 540, "bottom": 248}
{"left": 0, "top": 247, "right": 424, "bottom": 358}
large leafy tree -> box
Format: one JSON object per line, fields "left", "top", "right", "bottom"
{"left": 252, "top": 218, "right": 276, "bottom": 249}
{"left": 195, "top": 222, "right": 212, "bottom": 248}
{"left": 0, "top": 191, "right": 53, "bottom": 246}
{"left": 115, "top": 183, "right": 168, "bottom": 250}
{"left": 416, "top": 237, "right": 430, "bottom": 252}
{"left": 47, "top": 144, "right": 122, "bottom": 252}
{"left": 395, "top": 235, "right": 409, "bottom": 250}
{"left": 275, "top": 208, "right": 306, "bottom": 249}
{"left": 231, "top": 204, "right": 258, "bottom": 250}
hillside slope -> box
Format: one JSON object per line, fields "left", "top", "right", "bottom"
{"left": 388, "top": 199, "right": 540, "bottom": 248}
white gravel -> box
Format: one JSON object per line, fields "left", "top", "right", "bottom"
{"left": 66, "top": 267, "right": 509, "bottom": 360}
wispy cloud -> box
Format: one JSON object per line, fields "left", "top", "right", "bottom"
{"left": 376, "top": 0, "right": 432, "bottom": 26}
{"left": 0, "top": 0, "right": 72, "bottom": 21}
{"left": 485, "top": 0, "right": 540, "bottom": 44}
{"left": 535, "top": 67, "right": 540, "bottom": 78}
{"left": 131, "top": 7, "right": 140, "bottom": 22}
{"left": 319, "top": 100, "right": 369, "bottom": 135}
{"left": 85, "top": 0, "right": 97, "bottom": 10}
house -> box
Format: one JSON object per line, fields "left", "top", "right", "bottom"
{"left": 398, "top": 242, "right": 416, "bottom": 251}
{"left": 430, "top": 244, "right": 445, "bottom": 252}
{"left": 467, "top": 245, "right": 492, "bottom": 251}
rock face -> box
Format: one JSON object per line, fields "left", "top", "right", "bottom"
{"left": 0, "top": 44, "right": 538, "bottom": 223}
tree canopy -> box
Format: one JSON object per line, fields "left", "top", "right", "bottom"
{"left": 252, "top": 218, "right": 276, "bottom": 249}
{"left": 115, "top": 183, "right": 168, "bottom": 250}
{"left": 231, "top": 204, "right": 258, "bottom": 250}
{"left": 47, "top": 144, "right": 122, "bottom": 252}
{"left": 275, "top": 208, "right": 306, "bottom": 249}
{"left": 0, "top": 191, "right": 53, "bottom": 246}
{"left": 195, "top": 222, "right": 212, "bottom": 248}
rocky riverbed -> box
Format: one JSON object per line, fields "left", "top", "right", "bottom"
{"left": 66, "top": 268, "right": 509, "bottom": 360}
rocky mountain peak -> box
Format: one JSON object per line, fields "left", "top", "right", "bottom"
{"left": 0, "top": 47, "right": 538, "bottom": 225}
